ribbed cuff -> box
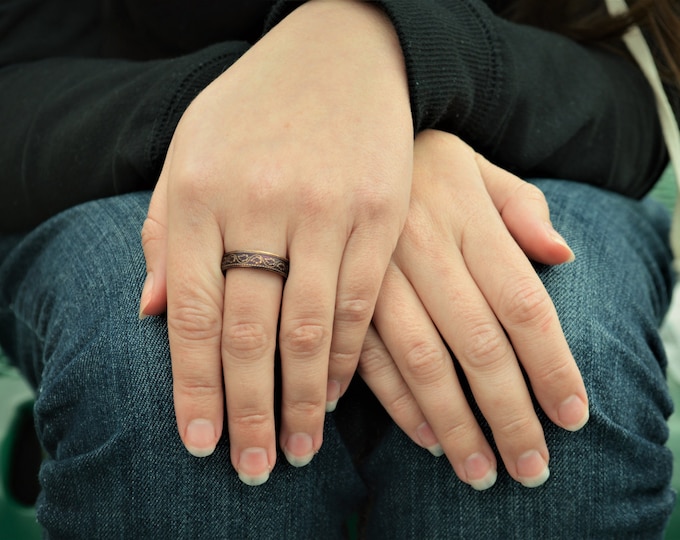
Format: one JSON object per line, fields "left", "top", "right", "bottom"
{"left": 265, "top": 0, "right": 503, "bottom": 137}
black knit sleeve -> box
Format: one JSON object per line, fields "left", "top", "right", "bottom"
{"left": 2, "top": 0, "right": 668, "bottom": 233}
{"left": 0, "top": 0, "right": 250, "bottom": 232}
{"left": 267, "top": 0, "right": 667, "bottom": 198}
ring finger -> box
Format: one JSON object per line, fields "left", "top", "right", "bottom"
{"left": 222, "top": 254, "right": 286, "bottom": 486}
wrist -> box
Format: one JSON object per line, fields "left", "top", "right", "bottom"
{"left": 271, "top": 0, "right": 408, "bottom": 93}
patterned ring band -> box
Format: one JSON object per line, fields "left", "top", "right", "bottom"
{"left": 221, "top": 250, "right": 290, "bottom": 279}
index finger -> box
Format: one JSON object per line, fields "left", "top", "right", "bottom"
{"left": 462, "top": 194, "right": 589, "bottom": 433}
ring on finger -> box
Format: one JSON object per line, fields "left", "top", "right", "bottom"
{"left": 221, "top": 250, "right": 289, "bottom": 279}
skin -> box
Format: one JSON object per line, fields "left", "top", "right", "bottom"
{"left": 359, "top": 130, "right": 586, "bottom": 490}
{"left": 139, "top": 0, "right": 588, "bottom": 489}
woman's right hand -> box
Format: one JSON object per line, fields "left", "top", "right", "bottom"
{"left": 358, "top": 130, "right": 588, "bottom": 490}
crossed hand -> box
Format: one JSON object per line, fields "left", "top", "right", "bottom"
{"left": 139, "top": 0, "right": 588, "bottom": 490}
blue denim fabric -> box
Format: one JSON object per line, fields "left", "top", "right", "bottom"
{"left": 0, "top": 179, "right": 675, "bottom": 539}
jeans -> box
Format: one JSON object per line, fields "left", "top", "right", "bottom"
{"left": 0, "top": 179, "right": 675, "bottom": 539}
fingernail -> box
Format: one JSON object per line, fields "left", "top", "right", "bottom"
{"left": 416, "top": 422, "right": 444, "bottom": 457}
{"left": 558, "top": 395, "right": 589, "bottom": 431}
{"left": 544, "top": 222, "right": 575, "bottom": 262}
{"left": 138, "top": 272, "right": 153, "bottom": 320}
{"left": 238, "top": 447, "right": 270, "bottom": 486}
{"left": 464, "top": 453, "right": 497, "bottom": 491}
{"left": 326, "top": 380, "right": 341, "bottom": 412}
{"left": 283, "top": 433, "right": 316, "bottom": 467}
{"left": 517, "top": 450, "right": 550, "bottom": 488}
{"left": 185, "top": 419, "right": 217, "bottom": 458}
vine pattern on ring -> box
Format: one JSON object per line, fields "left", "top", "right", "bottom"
{"left": 221, "top": 250, "right": 289, "bottom": 279}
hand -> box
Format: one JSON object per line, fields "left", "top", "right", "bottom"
{"left": 139, "top": 0, "right": 413, "bottom": 484}
{"left": 358, "top": 130, "right": 588, "bottom": 490}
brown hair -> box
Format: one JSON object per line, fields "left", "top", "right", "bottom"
{"left": 503, "top": 0, "right": 680, "bottom": 88}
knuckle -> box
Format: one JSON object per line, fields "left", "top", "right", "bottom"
{"left": 357, "top": 342, "right": 388, "bottom": 376}
{"left": 293, "top": 185, "right": 335, "bottom": 219}
{"left": 385, "top": 389, "right": 416, "bottom": 419}
{"left": 222, "top": 321, "right": 271, "bottom": 361}
{"left": 242, "top": 164, "right": 289, "bottom": 209}
{"left": 400, "top": 211, "right": 420, "bottom": 242}
{"left": 302, "top": 193, "right": 331, "bottom": 217}
{"left": 171, "top": 159, "right": 214, "bottom": 200}
{"left": 353, "top": 185, "right": 404, "bottom": 231}
{"left": 493, "top": 413, "right": 537, "bottom": 442}
{"left": 532, "top": 356, "right": 575, "bottom": 389}
{"left": 517, "top": 182, "right": 548, "bottom": 207}
{"left": 329, "top": 349, "right": 359, "bottom": 373}
{"left": 499, "top": 277, "right": 554, "bottom": 330}
{"left": 175, "top": 376, "right": 222, "bottom": 399}
{"left": 461, "top": 321, "right": 509, "bottom": 370}
{"left": 169, "top": 301, "right": 222, "bottom": 342}
{"left": 282, "top": 397, "right": 324, "bottom": 421}
{"left": 360, "top": 190, "right": 393, "bottom": 218}
{"left": 438, "top": 416, "right": 479, "bottom": 446}
{"left": 402, "top": 341, "right": 449, "bottom": 384}
{"left": 140, "top": 216, "right": 166, "bottom": 249}
{"left": 230, "top": 409, "right": 271, "bottom": 431}
{"left": 281, "top": 321, "right": 329, "bottom": 358}
{"left": 400, "top": 204, "right": 441, "bottom": 256}
{"left": 335, "top": 295, "right": 374, "bottom": 325}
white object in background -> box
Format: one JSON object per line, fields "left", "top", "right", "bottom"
{"left": 604, "top": 0, "right": 680, "bottom": 383}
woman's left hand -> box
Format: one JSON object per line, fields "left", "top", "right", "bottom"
{"left": 357, "top": 130, "right": 588, "bottom": 490}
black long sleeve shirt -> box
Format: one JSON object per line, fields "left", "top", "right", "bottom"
{"left": 0, "top": 0, "right": 669, "bottom": 231}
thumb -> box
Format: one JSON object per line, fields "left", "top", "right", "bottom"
{"left": 476, "top": 154, "right": 575, "bottom": 266}
{"left": 139, "top": 150, "right": 171, "bottom": 318}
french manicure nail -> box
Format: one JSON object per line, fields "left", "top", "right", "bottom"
{"left": 558, "top": 395, "right": 589, "bottom": 431}
{"left": 283, "top": 432, "right": 315, "bottom": 467}
{"left": 464, "top": 453, "right": 497, "bottom": 491}
{"left": 185, "top": 418, "right": 216, "bottom": 458}
{"left": 544, "top": 222, "right": 575, "bottom": 262}
{"left": 238, "top": 447, "right": 270, "bottom": 486}
{"left": 517, "top": 450, "right": 550, "bottom": 488}
{"left": 326, "top": 380, "right": 341, "bottom": 412}
{"left": 138, "top": 272, "right": 153, "bottom": 320}
{"left": 416, "top": 422, "right": 444, "bottom": 457}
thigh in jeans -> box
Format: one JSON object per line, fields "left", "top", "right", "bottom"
{"left": 360, "top": 180, "right": 676, "bottom": 540}
{"left": 0, "top": 192, "right": 365, "bottom": 539}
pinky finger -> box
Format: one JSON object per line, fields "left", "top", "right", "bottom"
{"left": 357, "top": 325, "right": 443, "bottom": 457}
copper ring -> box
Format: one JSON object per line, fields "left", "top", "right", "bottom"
{"left": 221, "top": 250, "right": 289, "bottom": 279}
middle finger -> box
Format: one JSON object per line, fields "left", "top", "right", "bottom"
{"left": 277, "top": 228, "right": 345, "bottom": 468}
{"left": 222, "top": 262, "right": 285, "bottom": 486}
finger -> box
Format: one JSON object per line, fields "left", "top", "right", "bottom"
{"left": 373, "top": 263, "right": 499, "bottom": 491}
{"left": 221, "top": 265, "right": 284, "bottom": 486}
{"left": 166, "top": 179, "right": 226, "bottom": 462}
{"left": 477, "top": 155, "right": 574, "bottom": 266}
{"left": 465, "top": 163, "right": 588, "bottom": 430}
{"left": 277, "top": 229, "right": 344, "bottom": 468}
{"left": 327, "top": 225, "right": 396, "bottom": 412}
{"left": 396, "top": 220, "right": 549, "bottom": 487}
{"left": 140, "top": 146, "right": 172, "bottom": 318}
{"left": 397, "top": 136, "right": 551, "bottom": 487}
{"left": 467, "top": 224, "right": 589, "bottom": 433}
{"left": 450, "top": 176, "right": 587, "bottom": 482}
{"left": 358, "top": 324, "right": 444, "bottom": 459}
